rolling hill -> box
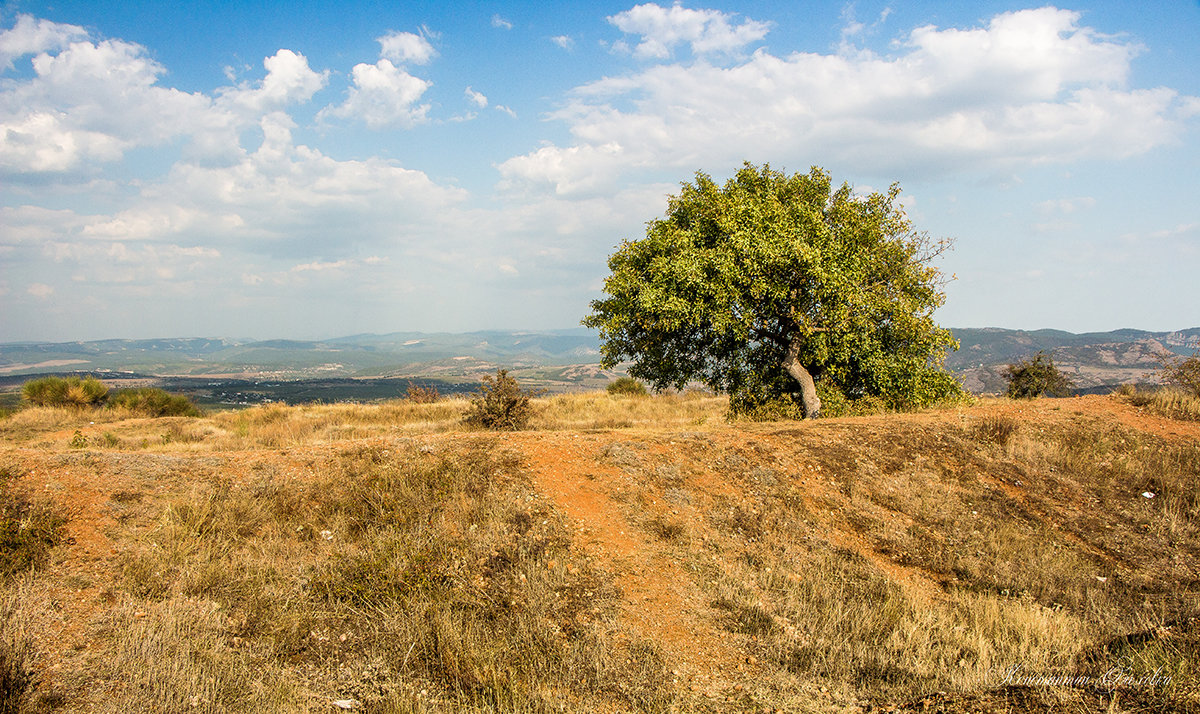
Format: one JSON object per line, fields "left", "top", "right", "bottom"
{"left": 1, "top": 327, "right": 1196, "bottom": 398}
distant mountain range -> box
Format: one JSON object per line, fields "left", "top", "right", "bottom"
{"left": 0, "top": 330, "right": 603, "bottom": 383}
{"left": 1, "top": 327, "right": 1197, "bottom": 395}
{"left": 946, "top": 327, "right": 1200, "bottom": 393}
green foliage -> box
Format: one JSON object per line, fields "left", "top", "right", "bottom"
{"left": 21, "top": 375, "right": 108, "bottom": 407}
{"left": 108, "top": 387, "right": 201, "bottom": 417}
{"left": 606, "top": 376, "right": 648, "bottom": 397}
{"left": 1159, "top": 353, "right": 1200, "bottom": 397}
{"left": 463, "top": 369, "right": 534, "bottom": 430}
{"left": 1004, "top": 351, "right": 1074, "bottom": 399}
{"left": 583, "top": 162, "right": 964, "bottom": 419}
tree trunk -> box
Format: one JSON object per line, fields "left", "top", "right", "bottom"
{"left": 782, "top": 336, "right": 821, "bottom": 419}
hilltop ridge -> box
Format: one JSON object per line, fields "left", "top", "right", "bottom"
{"left": 2, "top": 392, "right": 1198, "bottom": 711}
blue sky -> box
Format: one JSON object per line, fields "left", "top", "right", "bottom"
{"left": 1, "top": 1, "right": 1197, "bottom": 341}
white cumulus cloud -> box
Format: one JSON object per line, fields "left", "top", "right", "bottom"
{"left": 318, "top": 59, "right": 432, "bottom": 128}
{"left": 218, "top": 49, "right": 328, "bottom": 115}
{"left": 0, "top": 23, "right": 329, "bottom": 178}
{"left": 0, "top": 14, "right": 87, "bottom": 68}
{"left": 607, "top": 3, "right": 771, "bottom": 59}
{"left": 378, "top": 30, "right": 437, "bottom": 65}
{"left": 500, "top": 7, "right": 1198, "bottom": 195}
{"left": 465, "top": 86, "right": 488, "bottom": 108}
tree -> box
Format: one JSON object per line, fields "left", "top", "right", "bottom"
{"left": 582, "top": 163, "right": 964, "bottom": 419}
{"left": 1003, "top": 351, "right": 1074, "bottom": 399}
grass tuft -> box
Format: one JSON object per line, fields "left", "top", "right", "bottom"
{"left": 0, "top": 467, "right": 66, "bottom": 580}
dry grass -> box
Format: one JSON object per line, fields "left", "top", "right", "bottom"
{"left": 529, "top": 391, "right": 725, "bottom": 431}
{"left": 67, "top": 441, "right": 671, "bottom": 712}
{"left": 4, "top": 393, "right": 1200, "bottom": 712}
{"left": 0, "top": 393, "right": 731, "bottom": 451}
{"left": 1123, "top": 386, "right": 1200, "bottom": 422}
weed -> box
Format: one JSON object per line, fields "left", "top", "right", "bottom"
{"left": 645, "top": 516, "right": 686, "bottom": 542}
{"left": 973, "top": 414, "right": 1019, "bottom": 446}
{"left": 406, "top": 382, "right": 442, "bottom": 403}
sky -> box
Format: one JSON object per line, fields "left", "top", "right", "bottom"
{"left": 1, "top": 0, "right": 1197, "bottom": 342}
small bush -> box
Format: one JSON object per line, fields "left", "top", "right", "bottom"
{"left": 405, "top": 382, "right": 441, "bottom": 403}
{"left": 1004, "top": 351, "right": 1073, "bottom": 399}
{"left": 463, "top": 369, "right": 535, "bottom": 430}
{"left": 108, "top": 388, "right": 201, "bottom": 417}
{"left": 21, "top": 376, "right": 108, "bottom": 407}
{"left": 606, "top": 377, "right": 648, "bottom": 397}
{"left": 1159, "top": 353, "right": 1200, "bottom": 397}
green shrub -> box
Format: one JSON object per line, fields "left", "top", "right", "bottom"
{"left": 108, "top": 388, "right": 201, "bottom": 417}
{"left": 21, "top": 376, "right": 108, "bottom": 407}
{"left": 1004, "top": 352, "right": 1073, "bottom": 399}
{"left": 463, "top": 369, "right": 534, "bottom": 430}
{"left": 606, "top": 377, "right": 648, "bottom": 397}
{"left": 1159, "top": 353, "right": 1200, "bottom": 397}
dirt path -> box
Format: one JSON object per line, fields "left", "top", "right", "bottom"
{"left": 519, "top": 432, "right": 746, "bottom": 679}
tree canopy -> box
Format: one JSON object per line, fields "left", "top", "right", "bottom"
{"left": 582, "top": 163, "right": 965, "bottom": 418}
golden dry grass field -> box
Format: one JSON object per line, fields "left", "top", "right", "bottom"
{"left": 2, "top": 391, "right": 1199, "bottom": 713}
